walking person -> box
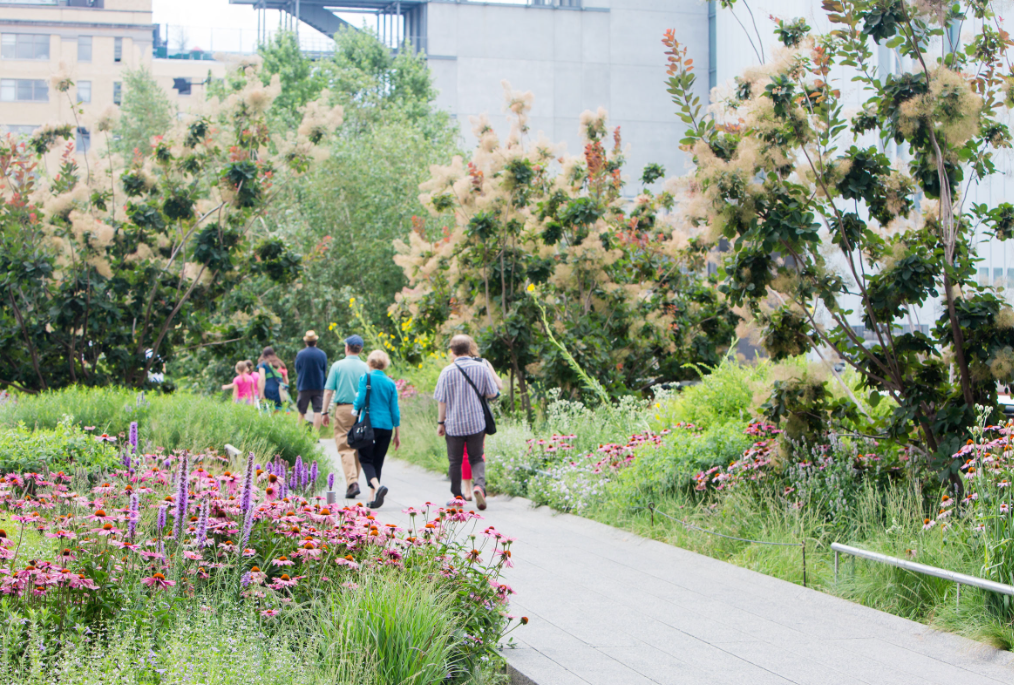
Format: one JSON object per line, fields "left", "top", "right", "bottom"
{"left": 435, "top": 334, "right": 499, "bottom": 510}
{"left": 256, "top": 347, "right": 286, "bottom": 411}
{"left": 322, "top": 335, "right": 369, "bottom": 499}
{"left": 222, "top": 361, "right": 257, "bottom": 404}
{"left": 294, "top": 330, "right": 328, "bottom": 432}
{"left": 352, "top": 350, "right": 400, "bottom": 509}
{"left": 460, "top": 340, "right": 503, "bottom": 499}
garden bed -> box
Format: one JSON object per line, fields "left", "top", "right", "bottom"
{"left": 0, "top": 420, "right": 519, "bottom": 684}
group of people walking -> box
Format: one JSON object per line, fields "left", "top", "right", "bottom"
{"left": 230, "top": 331, "right": 502, "bottom": 510}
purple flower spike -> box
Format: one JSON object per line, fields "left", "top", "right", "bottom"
{"left": 327, "top": 472, "right": 335, "bottom": 491}
{"left": 239, "top": 506, "right": 254, "bottom": 551}
{"left": 195, "top": 500, "right": 209, "bottom": 549}
{"left": 309, "top": 462, "right": 318, "bottom": 484}
{"left": 129, "top": 421, "right": 138, "bottom": 454}
{"left": 173, "top": 453, "right": 189, "bottom": 540}
{"left": 163, "top": 458, "right": 171, "bottom": 471}
{"left": 240, "top": 452, "right": 255, "bottom": 514}
{"left": 128, "top": 493, "right": 139, "bottom": 539}
{"left": 156, "top": 505, "right": 167, "bottom": 534}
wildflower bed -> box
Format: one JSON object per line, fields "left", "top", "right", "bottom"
{"left": 0, "top": 422, "right": 519, "bottom": 684}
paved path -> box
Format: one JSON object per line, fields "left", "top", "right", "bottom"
{"left": 320, "top": 440, "right": 1014, "bottom": 684}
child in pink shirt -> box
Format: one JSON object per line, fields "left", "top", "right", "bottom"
{"left": 222, "top": 361, "right": 256, "bottom": 404}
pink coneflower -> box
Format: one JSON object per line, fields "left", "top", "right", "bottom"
{"left": 497, "top": 549, "right": 514, "bottom": 568}
{"left": 271, "top": 556, "right": 294, "bottom": 567}
{"left": 95, "top": 433, "right": 117, "bottom": 443}
{"left": 44, "top": 529, "right": 77, "bottom": 540}
{"left": 92, "top": 523, "right": 120, "bottom": 536}
{"left": 1001, "top": 503, "right": 1011, "bottom": 515}
{"left": 86, "top": 509, "right": 111, "bottom": 522}
{"left": 141, "top": 572, "right": 176, "bottom": 590}
{"left": 183, "top": 550, "right": 202, "bottom": 561}
{"left": 261, "top": 609, "right": 280, "bottom": 618}
{"left": 268, "top": 573, "right": 298, "bottom": 589}
{"left": 922, "top": 518, "right": 936, "bottom": 531}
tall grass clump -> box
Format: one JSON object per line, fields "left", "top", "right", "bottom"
{"left": 0, "top": 386, "right": 320, "bottom": 463}
{"left": 312, "top": 575, "right": 455, "bottom": 684}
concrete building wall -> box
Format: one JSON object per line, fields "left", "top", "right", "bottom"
{"left": 425, "top": 0, "right": 709, "bottom": 189}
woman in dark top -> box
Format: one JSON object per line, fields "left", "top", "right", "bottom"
{"left": 257, "top": 346, "right": 286, "bottom": 411}
{"left": 352, "top": 350, "right": 401, "bottom": 509}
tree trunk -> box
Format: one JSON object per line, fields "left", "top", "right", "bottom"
{"left": 510, "top": 350, "right": 533, "bottom": 424}
{"left": 942, "top": 271, "right": 974, "bottom": 408}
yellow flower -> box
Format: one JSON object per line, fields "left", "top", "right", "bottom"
{"left": 654, "top": 403, "right": 660, "bottom": 409}
{"left": 527, "top": 284, "right": 535, "bottom": 293}
{"left": 328, "top": 323, "right": 336, "bottom": 331}
{"left": 349, "top": 297, "right": 356, "bottom": 305}
{"left": 418, "top": 364, "right": 423, "bottom": 369}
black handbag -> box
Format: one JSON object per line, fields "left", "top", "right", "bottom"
{"left": 346, "top": 375, "right": 375, "bottom": 450}
{"left": 454, "top": 362, "right": 497, "bottom": 436}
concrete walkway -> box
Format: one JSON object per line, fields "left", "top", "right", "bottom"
{"left": 320, "top": 440, "right": 1014, "bottom": 684}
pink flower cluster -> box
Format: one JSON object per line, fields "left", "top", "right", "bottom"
{"left": 0, "top": 447, "right": 516, "bottom": 619}
{"left": 694, "top": 422, "right": 781, "bottom": 491}
{"left": 394, "top": 378, "right": 418, "bottom": 400}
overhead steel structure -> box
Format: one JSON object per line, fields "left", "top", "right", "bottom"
{"left": 229, "top": 0, "right": 428, "bottom": 52}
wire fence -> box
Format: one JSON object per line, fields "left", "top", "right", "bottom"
{"left": 633, "top": 502, "right": 808, "bottom": 587}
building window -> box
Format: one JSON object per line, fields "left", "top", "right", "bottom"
{"left": 77, "top": 80, "right": 91, "bottom": 103}
{"left": 113, "top": 81, "right": 122, "bottom": 105}
{"left": 114, "top": 37, "right": 123, "bottom": 63}
{"left": 0, "top": 79, "right": 49, "bottom": 102}
{"left": 78, "top": 36, "right": 92, "bottom": 62}
{"left": 76, "top": 127, "right": 91, "bottom": 154}
{"left": 173, "top": 78, "right": 192, "bottom": 96}
{"left": 1, "top": 34, "right": 50, "bottom": 61}
{"left": 708, "top": 1, "right": 717, "bottom": 91}
{"left": 980, "top": 268, "right": 990, "bottom": 286}
{"left": 4, "top": 125, "right": 38, "bottom": 137}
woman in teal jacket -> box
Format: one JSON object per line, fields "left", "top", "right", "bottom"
{"left": 352, "top": 350, "right": 401, "bottom": 508}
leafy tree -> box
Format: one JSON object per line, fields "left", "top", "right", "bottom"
{"left": 664, "top": 2, "right": 1014, "bottom": 485}
{"left": 0, "top": 62, "right": 339, "bottom": 391}
{"left": 115, "top": 68, "right": 176, "bottom": 157}
{"left": 393, "top": 85, "right": 739, "bottom": 411}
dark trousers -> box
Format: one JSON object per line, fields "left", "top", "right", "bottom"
{"left": 359, "top": 428, "right": 393, "bottom": 484}
{"left": 446, "top": 432, "right": 485, "bottom": 496}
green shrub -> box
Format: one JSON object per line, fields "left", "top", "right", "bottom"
{"left": 0, "top": 387, "right": 320, "bottom": 464}
{"left": 0, "top": 420, "right": 119, "bottom": 475}
{"left": 656, "top": 360, "right": 771, "bottom": 429}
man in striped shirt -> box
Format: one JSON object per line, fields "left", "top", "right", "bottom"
{"left": 434, "top": 334, "right": 500, "bottom": 509}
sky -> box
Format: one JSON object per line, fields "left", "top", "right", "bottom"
{"left": 152, "top": 0, "right": 354, "bottom": 53}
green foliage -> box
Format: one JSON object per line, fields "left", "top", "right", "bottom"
{"left": 0, "top": 387, "right": 321, "bottom": 464}
{"left": 0, "top": 420, "right": 118, "bottom": 475}
{"left": 114, "top": 68, "right": 175, "bottom": 157}
{"left": 0, "top": 59, "right": 322, "bottom": 392}
{"left": 667, "top": 0, "right": 1014, "bottom": 475}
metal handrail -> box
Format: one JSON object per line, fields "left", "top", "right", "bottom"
{"left": 831, "top": 542, "right": 1014, "bottom": 607}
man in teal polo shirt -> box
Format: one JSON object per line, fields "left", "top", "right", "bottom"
{"left": 322, "top": 335, "right": 369, "bottom": 498}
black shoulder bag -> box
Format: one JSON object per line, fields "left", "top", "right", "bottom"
{"left": 454, "top": 362, "right": 497, "bottom": 436}
{"left": 346, "top": 375, "right": 375, "bottom": 449}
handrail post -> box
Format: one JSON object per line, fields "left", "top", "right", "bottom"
{"left": 801, "top": 541, "right": 807, "bottom": 588}
{"left": 834, "top": 549, "right": 838, "bottom": 584}
{"left": 648, "top": 502, "right": 655, "bottom": 527}
{"left": 956, "top": 583, "right": 961, "bottom": 609}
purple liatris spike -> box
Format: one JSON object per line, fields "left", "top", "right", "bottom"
{"left": 294, "top": 455, "right": 304, "bottom": 480}
{"left": 309, "top": 462, "right": 318, "bottom": 484}
{"left": 129, "top": 421, "right": 138, "bottom": 454}
{"left": 157, "top": 505, "right": 167, "bottom": 534}
{"left": 240, "top": 452, "right": 255, "bottom": 514}
{"left": 174, "top": 453, "right": 189, "bottom": 540}
{"left": 239, "top": 506, "right": 254, "bottom": 552}
{"left": 240, "top": 571, "right": 251, "bottom": 588}
{"left": 195, "top": 500, "right": 209, "bottom": 549}
{"left": 327, "top": 472, "right": 335, "bottom": 491}
{"left": 163, "top": 458, "right": 171, "bottom": 471}
{"left": 128, "top": 493, "right": 139, "bottom": 539}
